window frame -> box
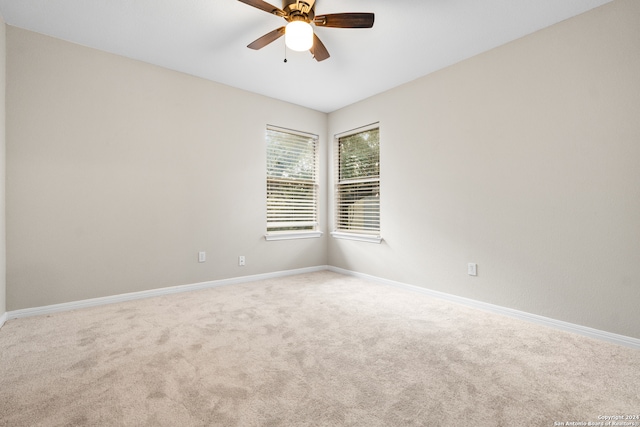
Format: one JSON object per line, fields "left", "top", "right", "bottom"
{"left": 331, "top": 123, "right": 382, "bottom": 244}
{"left": 265, "top": 125, "right": 322, "bottom": 241}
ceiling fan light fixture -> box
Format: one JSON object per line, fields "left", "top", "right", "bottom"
{"left": 285, "top": 21, "right": 313, "bottom": 51}
{"left": 239, "top": 0, "right": 374, "bottom": 62}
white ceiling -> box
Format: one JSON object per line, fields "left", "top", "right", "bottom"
{"left": 0, "top": 0, "right": 612, "bottom": 113}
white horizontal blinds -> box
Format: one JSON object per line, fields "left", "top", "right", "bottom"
{"left": 266, "top": 126, "right": 319, "bottom": 233}
{"left": 336, "top": 127, "right": 380, "bottom": 234}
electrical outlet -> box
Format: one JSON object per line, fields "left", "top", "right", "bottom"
{"left": 239, "top": 255, "right": 245, "bottom": 266}
{"left": 198, "top": 251, "right": 206, "bottom": 263}
{"left": 468, "top": 263, "right": 477, "bottom": 276}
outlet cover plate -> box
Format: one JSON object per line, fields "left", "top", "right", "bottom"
{"left": 468, "top": 263, "right": 477, "bottom": 276}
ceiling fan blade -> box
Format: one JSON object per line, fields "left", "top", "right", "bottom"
{"left": 310, "top": 33, "right": 330, "bottom": 62}
{"left": 247, "top": 26, "right": 286, "bottom": 50}
{"left": 237, "top": 0, "right": 285, "bottom": 17}
{"left": 313, "top": 13, "right": 374, "bottom": 28}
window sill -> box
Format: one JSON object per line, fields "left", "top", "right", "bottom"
{"left": 265, "top": 231, "right": 323, "bottom": 241}
{"left": 330, "top": 231, "right": 382, "bottom": 244}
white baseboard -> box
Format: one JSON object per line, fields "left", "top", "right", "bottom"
{"left": 7, "top": 265, "right": 328, "bottom": 321}
{"left": 328, "top": 266, "right": 640, "bottom": 350}
{"left": 6, "top": 264, "right": 638, "bottom": 350}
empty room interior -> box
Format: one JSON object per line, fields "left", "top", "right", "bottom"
{"left": 0, "top": 0, "right": 639, "bottom": 425}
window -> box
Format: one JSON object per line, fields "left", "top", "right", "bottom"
{"left": 265, "top": 125, "right": 321, "bottom": 240}
{"left": 333, "top": 124, "right": 381, "bottom": 243}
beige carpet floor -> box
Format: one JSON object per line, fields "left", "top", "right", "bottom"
{"left": 0, "top": 271, "right": 638, "bottom": 426}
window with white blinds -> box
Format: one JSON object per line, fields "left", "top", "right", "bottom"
{"left": 266, "top": 126, "right": 319, "bottom": 238}
{"left": 334, "top": 125, "right": 380, "bottom": 240}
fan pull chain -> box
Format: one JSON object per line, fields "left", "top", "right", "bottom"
{"left": 284, "top": 42, "right": 288, "bottom": 63}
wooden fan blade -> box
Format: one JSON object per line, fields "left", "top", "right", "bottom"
{"left": 314, "top": 13, "right": 374, "bottom": 28}
{"left": 247, "top": 26, "right": 286, "bottom": 50}
{"left": 237, "top": 0, "right": 285, "bottom": 17}
{"left": 310, "top": 33, "right": 330, "bottom": 62}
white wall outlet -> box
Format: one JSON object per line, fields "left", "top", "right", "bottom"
{"left": 198, "top": 251, "right": 206, "bottom": 263}
{"left": 468, "top": 263, "right": 477, "bottom": 276}
{"left": 238, "top": 255, "right": 245, "bottom": 266}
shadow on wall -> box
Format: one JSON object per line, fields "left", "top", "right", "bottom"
{"left": 259, "top": 235, "right": 327, "bottom": 271}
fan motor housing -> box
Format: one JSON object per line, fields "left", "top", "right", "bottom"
{"left": 283, "top": 0, "right": 315, "bottom": 22}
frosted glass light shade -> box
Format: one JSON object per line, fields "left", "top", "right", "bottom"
{"left": 285, "top": 21, "right": 313, "bottom": 51}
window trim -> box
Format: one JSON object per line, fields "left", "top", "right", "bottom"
{"left": 265, "top": 125, "right": 322, "bottom": 241}
{"left": 330, "top": 231, "right": 382, "bottom": 244}
{"left": 265, "top": 231, "right": 323, "bottom": 241}
{"left": 332, "top": 122, "right": 381, "bottom": 243}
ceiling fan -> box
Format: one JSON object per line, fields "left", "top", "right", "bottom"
{"left": 238, "top": 0, "right": 375, "bottom": 62}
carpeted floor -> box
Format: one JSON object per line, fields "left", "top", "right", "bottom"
{"left": 0, "top": 271, "right": 638, "bottom": 426}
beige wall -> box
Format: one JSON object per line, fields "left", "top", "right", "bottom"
{"left": 328, "top": 0, "right": 640, "bottom": 338}
{"left": 6, "top": 27, "right": 328, "bottom": 310}
{"left": 0, "top": 15, "right": 5, "bottom": 319}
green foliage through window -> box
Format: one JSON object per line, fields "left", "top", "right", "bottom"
{"left": 335, "top": 126, "right": 380, "bottom": 234}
